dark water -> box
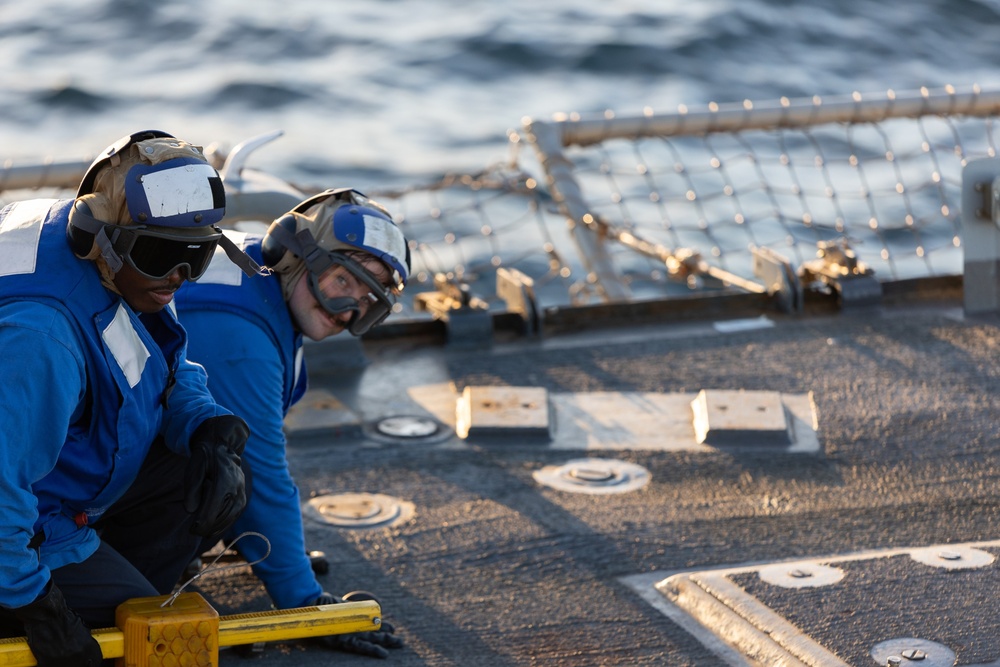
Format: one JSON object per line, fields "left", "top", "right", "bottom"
{"left": 3, "top": 0, "right": 1000, "bottom": 192}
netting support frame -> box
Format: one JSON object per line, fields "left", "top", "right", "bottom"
{"left": 521, "top": 118, "right": 631, "bottom": 302}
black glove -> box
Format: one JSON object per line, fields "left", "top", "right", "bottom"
{"left": 313, "top": 592, "right": 404, "bottom": 659}
{"left": 13, "top": 581, "right": 103, "bottom": 667}
{"left": 183, "top": 415, "right": 249, "bottom": 538}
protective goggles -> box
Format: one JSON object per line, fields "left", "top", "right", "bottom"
{"left": 307, "top": 252, "right": 397, "bottom": 335}
{"left": 104, "top": 223, "right": 222, "bottom": 280}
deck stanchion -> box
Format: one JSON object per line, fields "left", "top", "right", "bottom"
{"left": 961, "top": 157, "right": 1000, "bottom": 314}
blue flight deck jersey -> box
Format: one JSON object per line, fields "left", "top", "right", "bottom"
{"left": 174, "top": 232, "right": 320, "bottom": 609}
{"left": 0, "top": 199, "right": 228, "bottom": 609}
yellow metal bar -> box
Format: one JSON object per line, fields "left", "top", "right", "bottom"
{"left": 217, "top": 601, "right": 381, "bottom": 647}
{"left": 0, "top": 600, "right": 381, "bottom": 667}
{"left": 0, "top": 627, "right": 123, "bottom": 667}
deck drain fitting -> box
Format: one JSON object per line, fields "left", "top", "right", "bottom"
{"left": 366, "top": 414, "right": 452, "bottom": 444}
{"left": 908, "top": 545, "right": 995, "bottom": 570}
{"left": 303, "top": 492, "right": 415, "bottom": 529}
{"left": 871, "top": 638, "right": 955, "bottom": 667}
{"left": 757, "top": 562, "right": 844, "bottom": 588}
{"left": 375, "top": 415, "right": 441, "bottom": 439}
{"left": 533, "top": 458, "right": 650, "bottom": 495}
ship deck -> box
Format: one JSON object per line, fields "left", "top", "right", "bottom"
{"left": 194, "top": 281, "right": 1000, "bottom": 666}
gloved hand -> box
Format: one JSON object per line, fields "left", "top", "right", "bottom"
{"left": 183, "top": 415, "right": 249, "bottom": 537}
{"left": 313, "top": 592, "right": 404, "bottom": 659}
{"left": 13, "top": 581, "right": 103, "bottom": 667}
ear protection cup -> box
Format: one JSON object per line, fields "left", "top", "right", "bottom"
{"left": 260, "top": 213, "right": 299, "bottom": 269}
{"left": 66, "top": 194, "right": 117, "bottom": 259}
{"left": 67, "top": 200, "right": 97, "bottom": 258}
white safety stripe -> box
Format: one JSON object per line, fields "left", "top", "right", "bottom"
{"left": 140, "top": 163, "right": 218, "bottom": 216}
{"left": 199, "top": 230, "right": 247, "bottom": 286}
{"left": 0, "top": 200, "right": 57, "bottom": 276}
{"left": 102, "top": 304, "right": 150, "bottom": 388}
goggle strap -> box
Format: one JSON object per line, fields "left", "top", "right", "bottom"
{"left": 218, "top": 233, "right": 268, "bottom": 278}
{"left": 265, "top": 222, "right": 329, "bottom": 275}
{"left": 95, "top": 226, "right": 124, "bottom": 273}
{"left": 294, "top": 229, "right": 337, "bottom": 276}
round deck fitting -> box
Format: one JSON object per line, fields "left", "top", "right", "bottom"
{"left": 870, "top": 638, "right": 955, "bottom": 667}
{"left": 757, "top": 562, "right": 844, "bottom": 588}
{"left": 365, "top": 415, "right": 452, "bottom": 444}
{"left": 376, "top": 415, "right": 441, "bottom": 438}
{"left": 533, "top": 458, "right": 650, "bottom": 494}
{"left": 303, "top": 492, "right": 415, "bottom": 529}
{"left": 908, "top": 545, "right": 995, "bottom": 570}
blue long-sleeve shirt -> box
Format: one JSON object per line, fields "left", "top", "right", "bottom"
{"left": 0, "top": 199, "right": 228, "bottom": 608}
{"left": 176, "top": 233, "right": 321, "bottom": 609}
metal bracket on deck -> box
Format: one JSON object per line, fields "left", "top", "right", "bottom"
{"left": 496, "top": 267, "right": 541, "bottom": 336}
{"left": 751, "top": 246, "right": 802, "bottom": 313}
{"left": 798, "top": 239, "right": 881, "bottom": 308}
{"left": 962, "top": 158, "right": 1000, "bottom": 314}
{"left": 971, "top": 174, "right": 1000, "bottom": 228}
{"left": 414, "top": 273, "right": 493, "bottom": 346}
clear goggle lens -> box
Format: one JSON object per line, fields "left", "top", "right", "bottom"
{"left": 307, "top": 253, "right": 397, "bottom": 335}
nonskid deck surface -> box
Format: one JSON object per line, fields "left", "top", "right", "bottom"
{"left": 624, "top": 540, "right": 1000, "bottom": 667}
{"left": 187, "top": 300, "right": 1000, "bottom": 666}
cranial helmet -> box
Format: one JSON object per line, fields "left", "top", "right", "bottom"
{"left": 261, "top": 188, "right": 410, "bottom": 334}
{"left": 67, "top": 129, "right": 260, "bottom": 283}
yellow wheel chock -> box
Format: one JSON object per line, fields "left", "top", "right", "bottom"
{"left": 0, "top": 592, "right": 382, "bottom": 667}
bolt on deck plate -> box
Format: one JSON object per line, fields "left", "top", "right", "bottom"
{"left": 908, "top": 545, "right": 995, "bottom": 569}
{"left": 533, "top": 458, "right": 650, "bottom": 494}
{"left": 871, "top": 638, "right": 955, "bottom": 667}
{"left": 302, "top": 492, "right": 415, "bottom": 529}
{"left": 757, "top": 562, "right": 845, "bottom": 588}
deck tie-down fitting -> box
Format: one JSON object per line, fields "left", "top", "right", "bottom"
{"left": 414, "top": 273, "right": 493, "bottom": 347}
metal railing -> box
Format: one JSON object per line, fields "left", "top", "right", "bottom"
{"left": 3, "top": 84, "right": 999, "bottom": 320}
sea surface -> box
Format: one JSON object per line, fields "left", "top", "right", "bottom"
{"left": 3, "top": 0, "right": 1000, "bottom": 192}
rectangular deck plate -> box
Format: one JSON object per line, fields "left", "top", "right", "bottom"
{"left": 284, "top": 389, "right": 363, "bottom": 439}
{"left": 691, "top": 389, "right": 792, "bottom": 447}
{"left": 455, "top": 386, "right": 551, "bottom": 440}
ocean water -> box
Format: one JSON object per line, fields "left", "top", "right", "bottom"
{"left": 3, "top": 0, "right": 1000, "bottom": 192}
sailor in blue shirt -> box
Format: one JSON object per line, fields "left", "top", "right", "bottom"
{"left": 175, "top": 188, "right": 408, "bottom": 659}
{"left": 0, "top": 131, "right": 261, "bottom": 667}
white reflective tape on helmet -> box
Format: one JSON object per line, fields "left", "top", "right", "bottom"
{"left": 140, "top": 163, "right": 220, "bottom": 217}
{"left": 361, "top": 214, "right": 407, "bottom": 270}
